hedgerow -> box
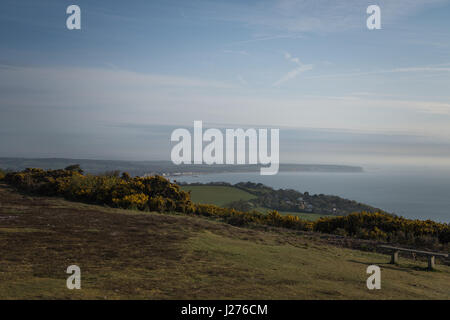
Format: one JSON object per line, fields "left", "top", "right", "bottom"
{"left": 314, "top": 211, "right": 450, "bottom": 245}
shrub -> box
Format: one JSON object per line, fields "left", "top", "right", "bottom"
{"left": 4, "top": 168, "right": 192, "bottom": 211}
{"left": 314, "top": 211, "right": 449, "bottom": 245}
{"left": 3, "top": 168, "right": 449, "bottom": 246}
{"left": 64, "top": 164, "right": 83, "bottom": 174}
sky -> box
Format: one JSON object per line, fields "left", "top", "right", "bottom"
{"left": 1, "top": 0, "right": 450, "bottom": 168}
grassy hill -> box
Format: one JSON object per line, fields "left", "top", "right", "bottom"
{"left": 180, "top": 185, "right": 256, "bottom": 206}
{"left": 1, "top": 184, "right": 449, "bottom": 299}
{"left": 181, "top": 185, "right": 324, "bottom": 221}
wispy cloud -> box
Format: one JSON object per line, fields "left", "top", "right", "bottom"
{"left": 3, "top": 64, "right": 450, "bottom": 153}
{"left": 307, "top": 64, "right": 450, "bottom": 80}
{"left": 223, "top": 50, "right": 249, "bottom": 56}
{"left": 200, "top": 0, "right": 450, "bottom": 33}
{"left": 226, "top": 34, "right": 303, "bottom": 46}
{"left": 0, "top": 65, "right": 235, "bottom": 89}
{"left": 273, "top": 52, "right": 313, "bottom": 86}
{"left": 237, "top": 75, "right": 248, "bottom": 85}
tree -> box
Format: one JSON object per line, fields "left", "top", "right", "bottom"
{"left": 64, "top": 164, "right": 83, "bottom": 174}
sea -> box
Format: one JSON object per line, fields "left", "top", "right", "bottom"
{"left": 174, "top": 166, "right": 450, "bottom": 223}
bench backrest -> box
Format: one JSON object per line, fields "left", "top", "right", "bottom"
{"left": 379, "top": 245, "right": 449, "bottom": 258}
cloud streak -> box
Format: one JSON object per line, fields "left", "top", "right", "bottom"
{"left": 307, "top": 64, "right": 450, "bottom": 80}
{"left": 273, "top": 52, "right": 313, "bottom": 86}
{"left": 0, "top": 65, "right": 235, "bottom": 90}
{"left": 197, "top": 0, "right": 450, "bottom": 33}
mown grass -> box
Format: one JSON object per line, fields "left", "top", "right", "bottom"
{"left": 181, "top": 185, "right": 324, "bottom": 221}
{"left": 0, "top": 184, "right": 449, "bottom": 299}
{"left": 180, "top": 185, "right": 256, "bottom": 206}
{"left": 183, "top": 232, "right": 450, "bottom": 299}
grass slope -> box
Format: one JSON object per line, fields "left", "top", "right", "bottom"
{"left": 0, "top": 184, "right": 449, "bottom": 299}
{"left": 182, "top": 185, "right": 323, "bottom": 221}
{"left": 181, "top": 185, "right": 256, "bottom": 206}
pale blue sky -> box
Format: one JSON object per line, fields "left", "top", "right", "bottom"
{"left": 1, "top": 0, "right": 450, "bottom": 167}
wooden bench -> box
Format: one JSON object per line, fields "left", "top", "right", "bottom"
{"left": 379, "top": 245, "right": 449, "bottom": 270}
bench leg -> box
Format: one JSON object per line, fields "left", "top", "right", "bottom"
{"left": 428, "top": 256, "right": 435, "bottom": 270}
{"left": 390, "top": 251, "right": 399, "bottom": 264}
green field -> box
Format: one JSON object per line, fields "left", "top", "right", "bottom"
{"left": 181, "top": 185, "right": 257, "bottom": 206}
{"left": 0, "top": 184, "right": 449, "bottom": 299}
{"left": 181, "top": 185, "right": 323, "bottom": 220}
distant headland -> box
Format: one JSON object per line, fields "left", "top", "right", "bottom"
{"left": 0, "top": 157, "right": 363, "bottom": 176}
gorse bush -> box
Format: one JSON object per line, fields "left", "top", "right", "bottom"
{"left": 5, "top": 168, "right": 193, "bottom": 212}
{"left": 314, "top": 212, "right": 450, "bottom": 245}
{"left": 4, "top": 168, "right": 449, "bottom": 246}
{"left": 194, "top": 204, "right": 314, "bottom": 231}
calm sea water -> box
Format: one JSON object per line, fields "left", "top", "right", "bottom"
{"left": 175, "top": 168, "right": 450, "bottom": 223}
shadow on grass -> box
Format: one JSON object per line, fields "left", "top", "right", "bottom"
{"left": 350, "top": 258, "right": 446, "bottom": 273}
{"left": 347, "top": 259, "right": 421, "bottom": 273}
